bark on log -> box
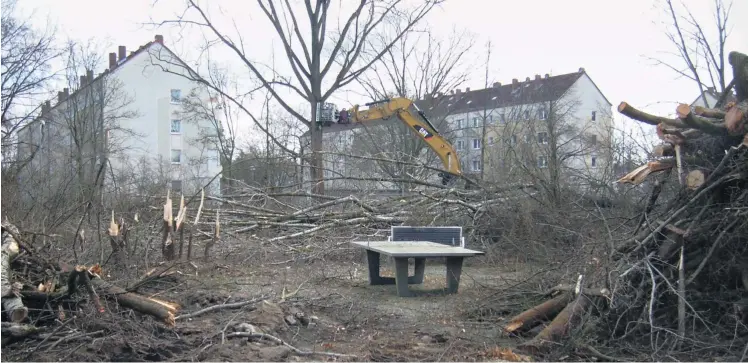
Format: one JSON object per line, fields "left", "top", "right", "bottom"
{"left": 2, "top": 231, "right": 28, "bottom": 323}
{"left": 694, "top": 106, "right": 727, "bottom": 119}
{"left": 519, "top": 294, "right": 592, "bottom": 351}
{"left": 504, "top": 293, "right": 573, "bottom": 334}
{"left": 618, "top": 102, "right": 687, "bottom": 128}
{"left": 686, "top": 169, "right": 709, "bottom": 190}
{"left": 89, "top": 277, "right": 179, "bottom": 325}
{"left": 675, "top": 104, "right": 728, "bottom": 136}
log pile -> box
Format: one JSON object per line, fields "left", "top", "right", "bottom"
{"left": 508, "top": 51, "right": 748, "bottom": 356}
{"left": 0, "top": 221, "right": 180, "bottom": 347}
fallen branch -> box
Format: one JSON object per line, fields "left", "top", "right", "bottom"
{"left": 226, "top": 331, "right": 358, "bottom": 358}
{"left": 504, "top": 293, "right": 573, "bottom": 334}
{"left": 175, "top": 297, "right": 265, "bottom": 321}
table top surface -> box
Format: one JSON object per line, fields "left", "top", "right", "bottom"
{"left": 350, "top": 241, "right": 485, "bottom": 257}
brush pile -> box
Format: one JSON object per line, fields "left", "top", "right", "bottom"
{"left": 506, "top": 51, "right": 748, "bottom": 357}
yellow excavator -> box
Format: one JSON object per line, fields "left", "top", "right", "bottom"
{"left": 316, "top": 97, "right": 470, "bottom": 187}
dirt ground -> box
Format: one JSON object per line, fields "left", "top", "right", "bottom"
{"left": 9, "top": 246, "right": 545, "bottom": 362}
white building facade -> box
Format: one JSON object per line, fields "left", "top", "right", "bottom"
{"left": 16, "top": 35, "right": 223, "bottom": 198}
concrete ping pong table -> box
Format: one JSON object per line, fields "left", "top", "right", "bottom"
{"left": 351, "top": 239, "right": 485, "bottom": 297}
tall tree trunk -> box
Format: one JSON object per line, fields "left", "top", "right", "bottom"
{"left": 308, "top": 102, "right": 325, "bottom": 195}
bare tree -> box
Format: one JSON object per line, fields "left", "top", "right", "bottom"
{"left": 1, "top": 0, "right": 61, "bottom": 162}
{"left": 483, "top": 84, "right": 611, "bottom": 205}
{"left": 13, "top": 40, "right": 139, "bottom": 230}
{"left": 151, "top": 0, "right": 444, "bottom": 195}
{"left": 178, "top": 63, "right": 240, "bottom": 194}
{"left": 650, "top": 0, "right": 734, "bottom": 106}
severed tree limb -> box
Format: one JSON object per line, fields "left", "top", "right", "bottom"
{"left": 89, "top": 276, "right": 180, "bottom": 325}
{"left": 618, "top": 102, "right": 687, "bottom": 128}
{"left": 519, "top": 294, "right": 592, "bottom": 351}
{"left": 675, "top": 103, "right": 729, "bottom": 136}
{"left": 694, "top": 105, "right": 727, "bottom": 119}
{"left": 504, "top": 293, "right": 573, "bottom": 334}
{"left": 225, "top": 332, "right": 357, "bottom": 358}
{"left": 175, "top": 296, "right": 265, "bottom": 321}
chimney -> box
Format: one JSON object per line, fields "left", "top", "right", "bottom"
{"left": 41, "top": 101, "right": 50, "bottom": 115}
{"left": 466, "top": 87, "right": 470, "bottom": 92}
{"left": 512, "top": 78, "right": 518, "bottom": 86}
{"left": 544, "top": 73, "right": 549, "bottom": 79}
{"left": 80, "top": 75, "right": 87, "bottom": 86}
{"left": 63, "top": 88, "right": 69, "bottom": 98}
{"left": 118, "top": 45, "right": 126, "bottom": 61}
{"left": 45, "top": 100, "right": 51, "bottom": 110}
{"left": 525, "top": 77, "right": 531, "bottom": 82}
{"left": 155, "top": 34, "right": 164, "bottom": 44}
{"left": 86, "top": 69, "right": 94, "bottom": 82}
{"left": 456, "top": 88, "right": 462, "bottom": 94}
{"left": 109, "top": 52, "right": 117, "bottom": 70}
{"left": 534, "top": 74, "right": 541, "bottom": 81}
{"left": 493, "top": 82, "right": 501, "bottom": 88}
{"left": 58, "top": 91, "right": 65, "bottom": 102}
{"left": 578, "top": 67, "right": 585, "bottom": 73}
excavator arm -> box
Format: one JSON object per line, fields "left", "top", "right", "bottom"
{"left": 325, "top": 97, "right": 462, "bottom": 185}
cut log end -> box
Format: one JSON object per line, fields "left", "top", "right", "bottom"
{"left": 676, "top": 104, "right": 691, "bottom": 119}
{"left": 686, "top": 170, "right": 708, "bottom": 190}
{"left": 617, "top": 102, "right": 629, "bottom": 113}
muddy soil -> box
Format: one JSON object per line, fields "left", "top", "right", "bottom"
{"left": 8, "top": 248, "right": 539, "bottom": 362}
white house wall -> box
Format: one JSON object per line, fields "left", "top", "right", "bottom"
{"left": 105, "top": 43, "right": 222, "bottom": 195}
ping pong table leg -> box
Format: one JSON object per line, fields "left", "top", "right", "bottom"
{"left": 367, "top": 250, "right": 395, "bottom": 285}
{"left": 408, "top": 258, "right": 426, "bottom": 284}
{"left": 394, "top": 257, "right": 412, "bottom": 297}
{"left": 445, "top": 257, "right": 464, "bottom": 294}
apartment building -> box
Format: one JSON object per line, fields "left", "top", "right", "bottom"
{"left": 15, "top": 35, "right": 222, "bottom": 198}
{"left": 301, "top": 67, "right": 613, "bottom": 193}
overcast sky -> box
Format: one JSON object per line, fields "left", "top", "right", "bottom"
{"left": 17, "top": 0, "right": 748, "bottom": 147}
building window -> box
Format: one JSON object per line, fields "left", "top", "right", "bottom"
{"left": 499, "top": 113, "right": 506, "bottom": 124}
{"left": 171, "top": 119, "right": 181, "bottom": 133}
{"left": 472, "top": 138, "right": 481, "bottom": 149}
{"left": 537, "top": 132, "right": 548, "bottom": 144}
{"left": 537, "top": 155, "right": 548, "bottom": 168}
{"left": 591, "top": 111, "right": 597, "bottom": 121}
{"left": 591, "top": 155, "right": 597, "bottom": 168}
{"left": 171, "top": 180, "right": 182, "bottom": 193}
{"left": 488, "top": 136, "right": 494, "bottom": 145}
{"left": 171, "top": 89, "right": 182, "bottom": 103}
{"left": 456, "top": 119, "right": 463, "bottom": 129}
{"left": 509, "top": 134, "right": 517, "bottom": 145}
{"left": 524, "top": 134, "right": 532, "bottom": 143}
{"left": 538, "top": 109, "right": 547, "bottom": 120}
{"left": 472, "top": 118, "right": 480, "bottom": 128}
{"left": 524, "top": 110, "right": 530, "bottom": 120}
{"left": 472, "top": 160, "right": 482, "bottom": 172}
{"left": 589, "top": 134, "right": 597, "bottom": 145}
{"left": 456, "top": 140, "right": 464, "bottom": 151}
{"left": 171, "top": 149, "right": 182, "bottom": 164}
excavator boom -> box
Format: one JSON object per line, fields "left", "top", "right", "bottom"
{"left": 318, "top": 97, "right": 463, "bottom": 185}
